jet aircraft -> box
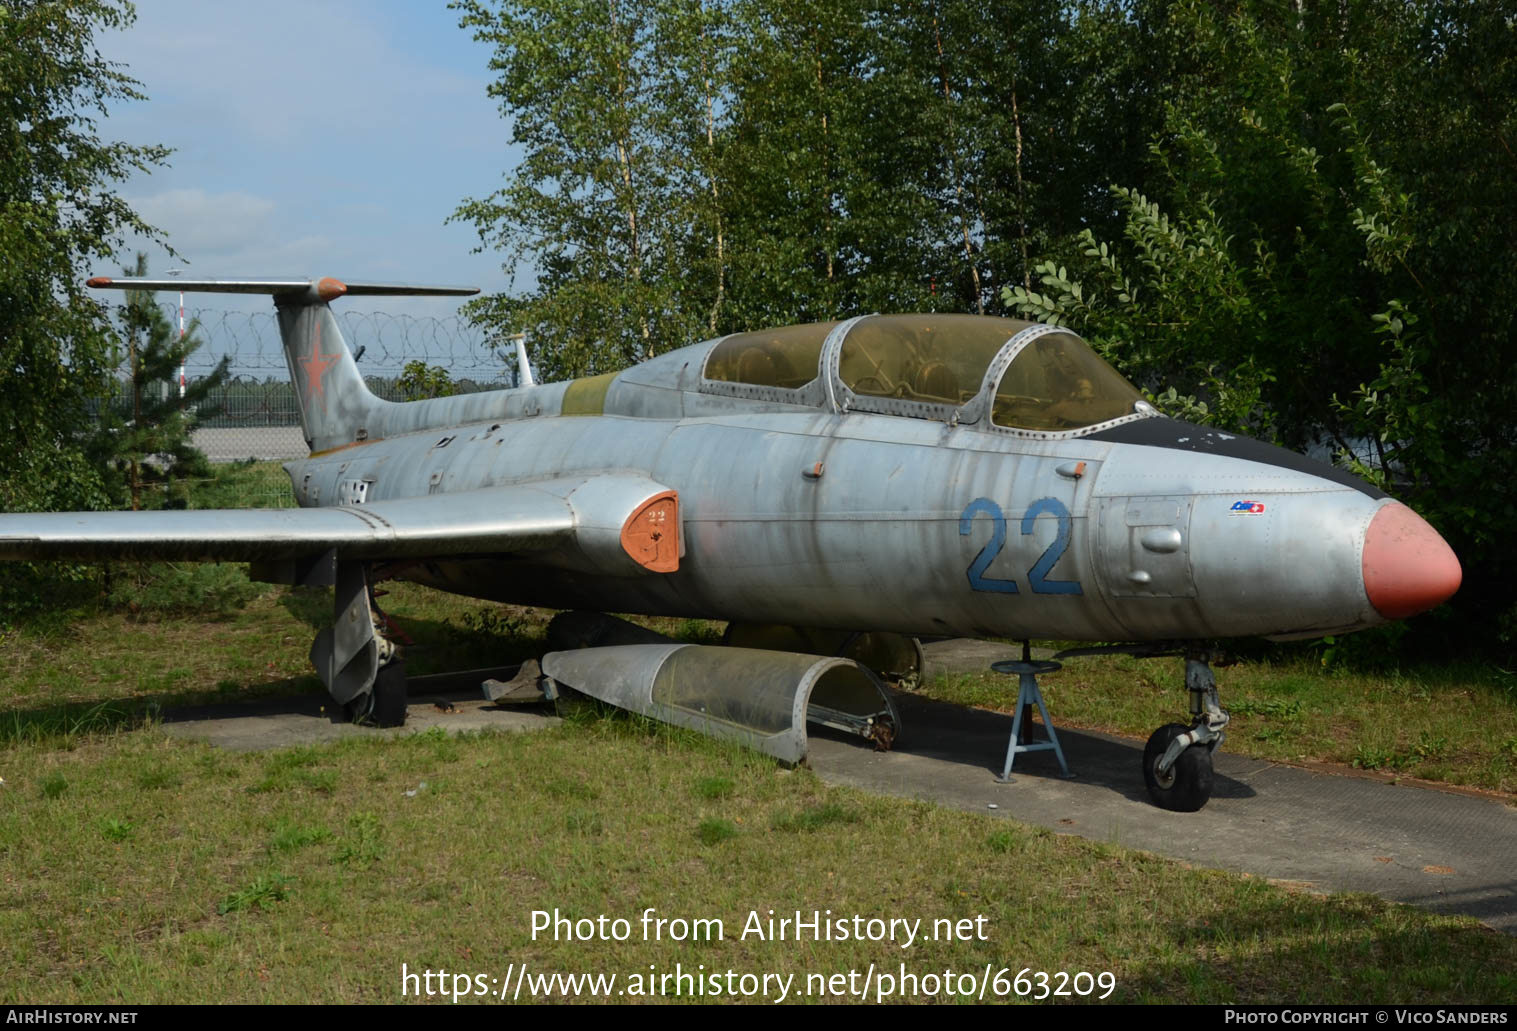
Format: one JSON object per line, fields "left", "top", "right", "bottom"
{"left": 0, "top": 277, "right": 1462, "bottom": 810}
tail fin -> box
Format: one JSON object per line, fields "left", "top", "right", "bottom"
{"left": 87, "top": 276, "right": 478, "bottom": 453}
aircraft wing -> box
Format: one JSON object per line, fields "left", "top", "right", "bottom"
{"left": 0, "top": 476, "right": 681, "bottom": 577}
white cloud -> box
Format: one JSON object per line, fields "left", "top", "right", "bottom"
{"left": 104, "top": 1, "right": 489, "bottom": 148}
{"left": 92, "top": 3, "right": 518, "bottom": 320}
{"left": 129, "top": 188, "right": 278, "bottom": 254}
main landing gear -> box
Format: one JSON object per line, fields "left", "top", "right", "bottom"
{"left": 343, "top": 636, "right": 407, "bottom": 728}
{"left": 249, "top": 551, "right": 410, "bottom": 727}
{"left": 1057, "top": 643, "right": 1230, "bottom": 811}
{"left": 306, "top": 558, "right": 409, "bottom": 728}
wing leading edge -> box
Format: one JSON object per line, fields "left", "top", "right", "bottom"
{"left": 0, "top": 476, "right": 681, "bottom": 577}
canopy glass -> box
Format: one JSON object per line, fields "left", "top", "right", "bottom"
{"left": 991, "top": 331, "right": 1144, "bottom": 431}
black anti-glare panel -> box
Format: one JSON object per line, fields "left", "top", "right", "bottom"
{"left": 1087, "top": 417, "right": 1387, "bottom": 499}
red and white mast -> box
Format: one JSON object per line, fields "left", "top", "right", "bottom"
{"left": 168, "top": 268, "right": 186, "bottom": 399}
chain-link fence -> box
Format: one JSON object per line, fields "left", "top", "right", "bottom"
{"left": 99, "top": 304, "right": 513, "bottom": 508}
{"left": 150, "top": 303, "right": 513, "bottom": 379}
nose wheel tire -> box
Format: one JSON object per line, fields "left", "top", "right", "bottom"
{"left": 1143, "top": 723, "right": 1214, "bottom": 812}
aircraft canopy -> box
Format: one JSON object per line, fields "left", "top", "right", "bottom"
{"left": 991, "top": 330, "right": 1144, "bottom": 431}
{"left": 704, "top": 321, "right": 840, "bottom": 390}
{"left": 838, "top": 314, "right": 1017, "bottom": 406}
{"left": 700, "top": 313, "right": 1146, "bottom": 434}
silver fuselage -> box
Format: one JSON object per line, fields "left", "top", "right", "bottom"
{"left": 289, "top": 343, "right": 1387, "bottom": 643}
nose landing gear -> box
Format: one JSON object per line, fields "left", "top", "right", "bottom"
{"left": 1142, "top": 652, "right": 1229, "bottom": 810}
{"left": 1056, "top": 643, "right": 1230, "bottom": 811}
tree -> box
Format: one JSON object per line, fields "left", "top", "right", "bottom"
{"left": 453, "top": 0, "right": 1171, "bottom": 370}
{"left": 452, "top": 0, "right": 732, "bottom": 380}
{"left": 90, "top": 256, "right": 230, "bottom": 510}
{"left": 0, "top": 0, "right": 170, "bottom": 619}
{"left": 395, "top": 359, "right": 458, "bottom": 401}
{"left": 1003, "top": 0, "right": 1517, "bottom": 651}
{"left": 0, "top": 0, "right": 170, "bottom": 513}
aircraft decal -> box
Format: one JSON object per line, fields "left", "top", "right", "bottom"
{"left": 959, "top": 496, "right": 1083, "bottom": 596}
{"left": 1022, "top": 497, "right": 1083, "bottom": 595}
{"left": 1229, "top": 500, "right": 1267, "bottom": 515}
{"left": 299, "top": 318, "right": 343, "bottom": 411}
{"left": 959, "top": 498, "right": 1019, "bottom": 594}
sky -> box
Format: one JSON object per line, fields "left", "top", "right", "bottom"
{"left": 96, "top": 1, "right": 520, "bottom": 323}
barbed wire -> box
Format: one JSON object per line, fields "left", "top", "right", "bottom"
{"left": 109, "top": 302, "right": 514, "bottom": 377}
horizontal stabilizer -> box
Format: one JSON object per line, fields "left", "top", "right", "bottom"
{"left": 86, "top": 277, "right": 478, "bottom": 302}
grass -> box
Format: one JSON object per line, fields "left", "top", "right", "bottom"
{"left": 154, "top": 459, "right": 297, "bottom": 511}
{"left": 2, "top": 461, "right": 1515, "bottom": 1002}
{"left": 1, "top": 718, "right": 1515, "bottom": 1004}
{"left": 217, "top": 874, "right": 294, "bottom": 916}
{"left": 696, "top": 817, "right": 739, "bottom": 845}
{"left": 268, "top": 821, "right": 332, "bottom": 854}
{"left": 920, "top": 652, "right": 1517, "bottom": 795}
{"left": 0, "top": 580, "right": 557, "bottom": 732}
{"left": 772, "top": 801, "right": 860, "bottom": 833}
{"left": 694, "top": 776, "right": 735, "bottom": 800}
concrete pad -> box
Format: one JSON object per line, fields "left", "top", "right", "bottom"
{"left": 807, "top": 689, "right": 1517, "bottom": 934}
{"left": 153, "top": 638, "right": 1517, "bottom": 935}
{"left": 159, "top": 688, "right": 559, "bottom": 752}
{"left": 192, "top": 425, "right": 308, "bottom": 463}
{"left": 920, "top": 638, "right": 1024, "bottom": 679}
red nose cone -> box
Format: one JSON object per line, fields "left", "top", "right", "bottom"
{"left": 1362, "top": 502, "right": 1462, "bottom": 620}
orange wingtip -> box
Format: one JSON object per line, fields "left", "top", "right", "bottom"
{"left": 86, "top": 277, "right": 112, "bottom": 287}
{"left": 621, "top": 491, "right": 679, "bottom": 573}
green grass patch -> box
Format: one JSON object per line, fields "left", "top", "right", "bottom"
{"left": 2, "top": 700, "right": 145, "bottom": 748}
{"left": 268, "top": 821, "right": 332, "bottom": 854}
{"left": 986, "top": 829, "right": 1019, "bottom": 855}
{"left": 104, "top": 562, "right": 268, "bottom": 620}
{"left": 773, "top": 801, "right": 859, "bottom": 833}
{"left": 696, "top": 817, "right": 739, "bottom": 845}
{"left": 333, "top": 811, "right": 385, "bottom": 868}
{"left": 1, "top": 721, "right": 1513, "bottom": 1004}
{"left": 693, "top": 775, "right": 735, "bottom": 800}
{"left": 217, "top": 873, "right": 293, "bottom": 915}
{"left": 134, "top": 765, "right": 179, "bottom": 790}
{"left": 39, "top": 772, "right": 68, "bottom": 799}
{"left": 99, "top": 818, "right": 134, "bottom": 842}
{"left": 922, "top": 651, "right": 1517, "bottom": 794}
{"left": 563, "top": 808, "right": 604, "bottom": 836}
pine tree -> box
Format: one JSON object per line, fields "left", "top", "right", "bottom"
{"left": 92, "top": 256, "right": 230, "bottom": 510}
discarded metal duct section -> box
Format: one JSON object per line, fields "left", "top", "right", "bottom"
{"left": 540, "top": 643, "right": 899, "bottom": 764}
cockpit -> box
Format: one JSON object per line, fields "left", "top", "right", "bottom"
{"left": 701, "top": 314, "right": 1150, "bottom": 437}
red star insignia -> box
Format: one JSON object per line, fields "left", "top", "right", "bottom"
{"left": 300, "top": 349, "right": 342, "bottom": 406}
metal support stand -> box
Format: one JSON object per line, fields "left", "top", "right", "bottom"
{"left": 991, "top": 644, "right": 1073, "bottom": 782}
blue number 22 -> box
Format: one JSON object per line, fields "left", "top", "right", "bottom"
{"left": 959, "top": 496, "right": 1083, "bottom": 596}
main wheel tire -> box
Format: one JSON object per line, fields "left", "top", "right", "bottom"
{"left": 368, "top": 661, "right": 408, "bottom": 728}
{"left": 1143, "top": 723, "right": 1214, "bottom": 812}
{"left": 345, "top": 661, "right": 408, "bottom": 728}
